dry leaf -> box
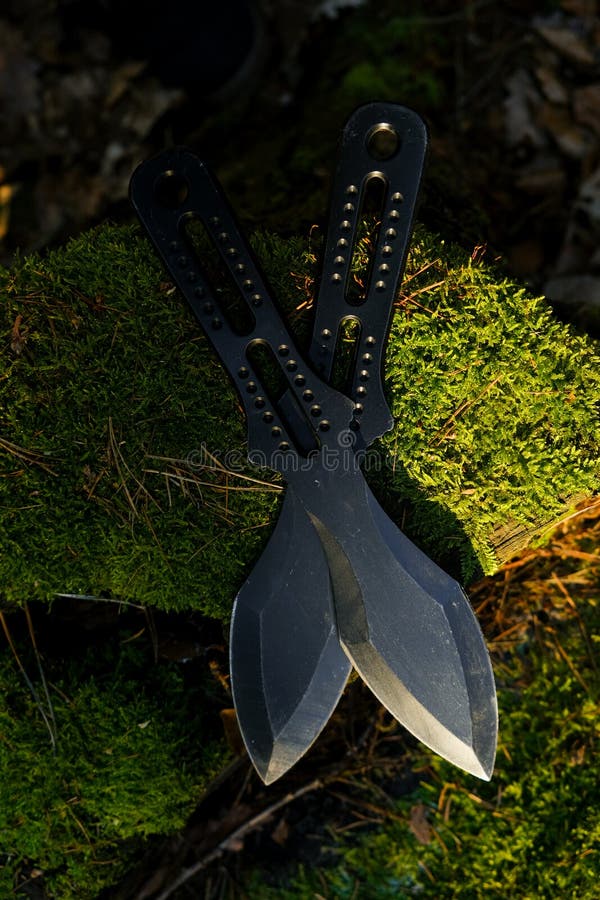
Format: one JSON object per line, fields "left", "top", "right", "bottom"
{"left": 220, "top": 707, "right": 246, "bottom": 756}
{"left": 503, "top": 69, "right": 545, "bottom": 149}
{"left": 536, "top": 24, "right": 596, "bottom": 66}
{"left": 573, "top": 84, "right": 600, "bottom": 136}
{"left": 574, "top": 166, "right": 600, "bottom": 233}
{"left": 106, "top": 60, "right": 147, "bottom": 108}
{"left": 561, "top": 0, "right": 596, "bottom": 18}
{"left": 408, "top": 802, "right": 432, "bottom": 845}
{"left": 570, "top": 744, "right": 586, "bottom": 765}
{"left": 271, "top": 816, "right": 290, "bottom": 846}
{"left": 0, "top": 181, "right": 12, "bottom": 241}
{"left": 515, "top": 161, "right": 566, "bottom": 195}
{"left": 222, "top": 833, "right": 245, "bottom": 852}
{"left": 537, "top": 102, "right": 590, "bottom": 159}
{"left": 534, "top": 63, "right": 568, "bottom": 105}
{"left": 10, "top": 314, "right": 25, "bottom": 355}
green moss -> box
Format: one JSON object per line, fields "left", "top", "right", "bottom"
{"left": 0, "top": 635, "right": 226, "bottom": 898}
{"left": 0, "top": 224, "right": 280, "bottom": 617}
{"left": 374, "top": 227, "right": 600, "bottom": 579}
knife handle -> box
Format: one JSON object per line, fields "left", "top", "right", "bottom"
{"left": 309, "top": 103, "right": 427, "bottom": 446}
{"left": 129, "top": 149, "right": 353, "bottom": 470}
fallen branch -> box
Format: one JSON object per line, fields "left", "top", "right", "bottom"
{"left": 151, "top": 779, "right": 323, "bottom": 900}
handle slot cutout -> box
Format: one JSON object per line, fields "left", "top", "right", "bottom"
{"left": 182, "top": 215, "right": 256, "bottom": 336}
{"left": 247, "top": 341, "right": 319, "bottom": 457}
{"left": 330, "top": 316, "right": 361, "bottom": 396}
{"left": 346, "top": 174, "right": 387, "bottom": 307}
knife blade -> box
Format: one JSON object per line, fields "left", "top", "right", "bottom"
{"left": 129, "top": 118, "right": 498, "bottom": 786}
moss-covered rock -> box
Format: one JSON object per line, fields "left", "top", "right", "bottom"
{"left": 1, "top": 223, "right": 598, "bottom": 611}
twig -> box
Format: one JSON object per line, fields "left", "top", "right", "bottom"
{"left": 151, "top": 779, "right": 323, "bottom": 900}
{"left": 145, "top": 470, "right": 279, "bottom": 493}
{"left": 108, "top": 417, "right": 160, "bottom": 519}
{"left": 147, "top": 452, "right": 281, "bottom": 491}
{"left": 431, "top": 375, "right": 503, "bottom": 445}
{"left": 0, "top": 436, "right": 58, "bottom": 476}
{"left": 552, "top": 635, "right": 590, "bottom": 694}
{"left": 24, "top": 602, "right": 57, "bottom": 746}
{"left": 54, "top": 593, "right": 145, "bottom": 610}
{"left": 0, "top": 611, "right": 57, "bottom": 749}
{"left": 537, "top": 498, "right": 600, "bottom": 538}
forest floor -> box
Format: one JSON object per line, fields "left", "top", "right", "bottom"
{"left": 3, "top": 0, "right": 600, "bottom": 331}
{"left": 102, "top": 500, "right": 600, "bottom": 900}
